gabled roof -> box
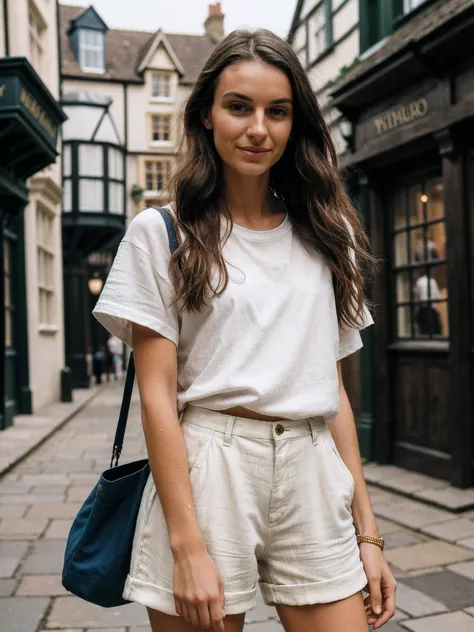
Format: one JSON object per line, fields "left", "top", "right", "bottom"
{"left": 136, "top": 30, "right": 186, "bottom": 76}
{"left": 60, "top": 4, "right": 215, "bottom": 84}
{"left": 67, "top": 5, "right": 108, "bottom": 33}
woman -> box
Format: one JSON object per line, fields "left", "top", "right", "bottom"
{"left": 93, "top": 29, "right": 396, "bottom": 632}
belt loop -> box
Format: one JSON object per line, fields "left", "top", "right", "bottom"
{"left": 308, "top": 419, "right": 318, "bottom": 446}
{"left": 223, "top": 416, "right": 236, "bottom": 447}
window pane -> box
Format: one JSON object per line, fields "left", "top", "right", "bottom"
{"left": 79, "top": 145, "right": 103, "bottom": 176}
{"left": 63, "top": 144, "right": 71, "bottom": 177}
{"left": 396, "top": 271, "right": 411, "bottom": 303}
{"left": 79, "top": 179, "right": 103, "bottom": 212}
{"left": 397, "top": 306, "right": 412, "bottom": 338}
{"left": 408, "top": 183, "right": 424, "bottom": 225}
{"left": 109, "top": 182, "right": 124, "bottom": 214}
{"left": 426, "top": 179, "right": 444, "bottom": 221}
{"left": 109, "top": 148, "right": 123, "bottom": 180}
{"left": 63, "top": 179, "right": 72, "bottom": 212}
{"left": 410, "top": 223, "right": 445, "bottom": 263}
{"left": 394, "top": 232, "right": 408, "bottom": 266}
{"left": 392, "top": 189, "right": 407, "bottom": 229}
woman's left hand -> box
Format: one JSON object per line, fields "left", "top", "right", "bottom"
{"left": 359, "top": 543, "right": 397, "bottom": 629}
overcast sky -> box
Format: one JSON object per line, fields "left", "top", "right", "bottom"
{"left": 61, "top": 0, "right": 297, "bottom": 38}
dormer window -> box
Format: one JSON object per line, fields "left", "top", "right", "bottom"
{"left": 79, "top": 29, "right": 105, "bottom": 73}
{"left": 152, "top": 73, "right": 171, "bottom": 98}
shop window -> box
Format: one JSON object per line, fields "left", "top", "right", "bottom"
{"left": 145, "top": 160, "right": 171, "bottom": 192}
{"left": 152, "top": 73, "right": 171, "bottom": 98}
{"left": 151, "top": 115, "right": 171, "bottom": 142}
{"left": 29, "top": 1, "right": 46, "bottom": 74}
{"left": 392, "top": 177, "right": 448, "bottom": 339}
{"left": 79, "top": 29, "right": 105, "bottom": 73}
{"left": 37, "top": 204, "right": 55, "bottom": 328}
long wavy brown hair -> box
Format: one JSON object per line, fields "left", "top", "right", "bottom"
{"left": 169, "top": 29, "right": 375, "bottom": 328}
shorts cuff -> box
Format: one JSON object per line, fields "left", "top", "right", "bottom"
{"left": 124, "top": 574, "right": 257, "bottom": 616}
{"left": 259, "top": 563, "right": 367, "bottom": 606}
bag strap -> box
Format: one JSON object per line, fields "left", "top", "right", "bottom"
{"left": 110, "top": 206, "right": 179, "bottom": 467}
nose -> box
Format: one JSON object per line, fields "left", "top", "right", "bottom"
{"left": 247, "top": 110, "right": 268, "bottom": 141}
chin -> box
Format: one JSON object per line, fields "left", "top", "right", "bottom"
{"left": 231, "top": 160, "right": 270, "bottom": 177}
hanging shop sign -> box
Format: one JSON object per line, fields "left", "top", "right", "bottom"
{"left": 373, "top": 98, "right": 429, "bottom": 135}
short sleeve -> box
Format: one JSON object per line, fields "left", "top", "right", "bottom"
{"left": 337, "top": 215, "right": 374, "bottom": 360}
{"left": 337, "top": 303, "right": 374, "bottom": 360}
{"left": 93, "top": 208, "right": 179, "bottom": 347}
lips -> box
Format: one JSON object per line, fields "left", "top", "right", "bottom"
{"left": 237, "top": 147, "right": 271, "bottom": 155}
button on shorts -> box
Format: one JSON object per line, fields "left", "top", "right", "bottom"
{"left": 123, "top": 406, "right": 367, "bottom": 615}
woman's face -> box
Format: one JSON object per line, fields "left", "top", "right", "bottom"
{"left": 204, "top": 60, "right": 293, "bottom": 178}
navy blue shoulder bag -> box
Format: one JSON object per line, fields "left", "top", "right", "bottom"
{"left": 62, "top": 207, "right": 179, "bottom": 608}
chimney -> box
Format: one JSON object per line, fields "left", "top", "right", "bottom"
{"left": 204, "top": 3, "right": 225, "bottom": 42}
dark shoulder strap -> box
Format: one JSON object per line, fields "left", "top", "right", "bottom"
{"left": 110, "top": 206, "right": 179, "bottom": 467}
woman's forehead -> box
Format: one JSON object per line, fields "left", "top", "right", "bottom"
{"left": 215, "top": 60, "right": 292, "bottom": 101}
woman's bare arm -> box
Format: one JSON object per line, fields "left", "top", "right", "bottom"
{"left": 132, "top": 322, "right": 204, "bottom": 553}
{"left": 132, "top": 322, "right": 225, "bottom": 630}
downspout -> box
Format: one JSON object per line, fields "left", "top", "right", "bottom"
{"left": 55, "top": 0, "right": 62, "bottom": 99}
{"left": 3, "top": 0, "right": 10, "bottom": 55}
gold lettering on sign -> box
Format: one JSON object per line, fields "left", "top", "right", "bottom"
{"left": 20, "top": 88, "right": 56, "bottom": 139}
{"left": 0, "top": 85, "right": 6, "bottom": 98}
{"left": 374, "top": 98, "right": 429, "bottom": 135}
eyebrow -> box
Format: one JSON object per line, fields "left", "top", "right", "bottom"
{"left": 221, "top": 91, "right": 293, "bottom": 105}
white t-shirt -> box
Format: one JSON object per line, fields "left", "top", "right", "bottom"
{"left": 93, "top": 207, "right": 373, "bottom": 420}
{"left": 414, "top": 275, "right": 440, "bottom": 302}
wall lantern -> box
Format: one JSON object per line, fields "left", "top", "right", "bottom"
{"left": 88, "top": 272, "right": 104, "bottom": 296}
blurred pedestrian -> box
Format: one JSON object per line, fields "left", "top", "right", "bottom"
{"left": 106, "top": 334, "right": 122, "bottom": 380}
{"left": 92, "top": 346, "right": 105, "bottom": 385}
{"left": 93, "top": 28, "right": 395, "bottom": 632}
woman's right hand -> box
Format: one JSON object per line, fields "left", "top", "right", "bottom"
{"left": 173, "top": 547, "right": 226, "bottom": 630}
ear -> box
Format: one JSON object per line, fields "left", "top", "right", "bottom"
{"left": 201, "top": 109, "right": 213, "bottom": 130}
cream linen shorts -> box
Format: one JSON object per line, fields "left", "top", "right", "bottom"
{"left": 123, "top": 406, "right": 367, "bottom": 615}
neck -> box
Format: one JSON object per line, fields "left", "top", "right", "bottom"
{"left": 222, "top": 168, "right": 276, "bottom": 226}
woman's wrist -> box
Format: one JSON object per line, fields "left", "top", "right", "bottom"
{"left": 169, "top": 529, "right": 207, "bottom": 560}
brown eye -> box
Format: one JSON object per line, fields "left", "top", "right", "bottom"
{"left": 229, "top": 103, "right": 248, "bottom": 113}
{"left": 271, "top": 107, "right": 288, "bottom": 117}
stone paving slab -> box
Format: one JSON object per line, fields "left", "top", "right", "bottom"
{"left": 0, "top": 504, "right": 28, "bottom": 518}
{"left": 374, "top": 499, "right": 454, "bottom": 530}
{"left": 414, "top": 487, "right": 474, "bottom": 511}
{"left": 423, "top": 518, "right": 474, "bottom": 543}
{"left": 401, "top": 570, "right": 474, "bottom": 610}
{"left": 0, "top": 596, "right": 50, "bottom": 632}
{"left": 385, "top": 581, "right": 447, "bottom": 617}
{"left": 0, "top": 519, "right": 48, "bottom": 539}
{"left": 401, "top": 610, "right": 474, "bottom": 632}
{"left": 448, "top": 560, "right": 474, "bottom": 580}
{"left": 44, "top": 519, "right": 73, "bottom": 539}
{"left": 385, "top": 540, "right": 474, "bottom": 571}
{"left": 17, "top": 574, "right": 69, "bottom": 596}
{"left": 0, "top": 387, "right": 102, "bottom": 478}
{"left": 47, "top": 597, "right": 151, "bottom": 629}
{"left": 0, "top": 579, "right": 17, "bottom": 596}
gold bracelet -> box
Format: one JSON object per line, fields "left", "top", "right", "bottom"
{"left": 356, "top": 534, "right": 385, "bottom": 550}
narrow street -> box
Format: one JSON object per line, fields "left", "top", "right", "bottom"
{"left": 1, "top": 382, "right": 474, "bottom": 632}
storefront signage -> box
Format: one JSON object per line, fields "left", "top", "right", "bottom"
{"left": 0, "top": 76, "right": 59, "bottom": 143}
{"left": 19, "top": 87, "right": 57, "bottom": 140}
{"left": 374, "top": 98, "right": 429, "bottom": 135}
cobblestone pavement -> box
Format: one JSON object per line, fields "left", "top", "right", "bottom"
{"left": 1, "top": 382, "right": 474, "bottom": 632}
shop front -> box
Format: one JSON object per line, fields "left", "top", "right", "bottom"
{"left": 0, "top": 57, "right": 66, "bottom": 429}
{"left": 331, "top": 2, "right": 474, "bottom": 487}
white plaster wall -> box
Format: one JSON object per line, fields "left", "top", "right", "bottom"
{"left": 307, "top": 28, "right": 359, "bottom": 89}
{"left": 0, "top": 0, "right": 5, "bottom": 57}
{"left": 333, "top": 0, "right": 358, "bottom": 42}
{"left": 62, "top": 79, "right": 126, "bottom": 144}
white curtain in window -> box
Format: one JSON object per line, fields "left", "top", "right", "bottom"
{"left": 63, "top": 144, "right": 72, "bottom": 177}
{"left": 79, "top": 144, "right": 103, "bottom": 176}
{"left": 109, "top": 148, "right": 124, "bottom": 180}
{"left": 80, "top": 179, "right": 103, "bottom": 212}
{"left": 109, "top": 182, "right": 124, "bottom": 214}
{"left": 63, "top": 180, "right": 72, "bottom": 212}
